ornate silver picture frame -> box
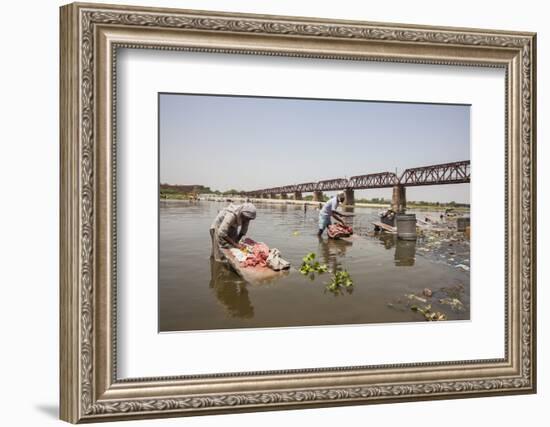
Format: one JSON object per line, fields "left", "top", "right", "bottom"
{"left": 60, "top": 2, "right": 536, "bottom": 423}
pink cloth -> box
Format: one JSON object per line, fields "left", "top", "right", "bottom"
{"left": 327, "top": 224, "right": 353, "bottom": 239}
{"left": 240, "top": 239, "right": 270, "bottom": 268}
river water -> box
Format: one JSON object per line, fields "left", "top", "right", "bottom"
{"left": 159, "top": 200, "right": 470, "bottom": 332}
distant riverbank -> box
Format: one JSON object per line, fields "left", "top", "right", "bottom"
{"left": 160, "top": 195, "right": 469, "bottom": 213}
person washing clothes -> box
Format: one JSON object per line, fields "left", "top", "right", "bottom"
{"left": 318, "top": 192, "right": 348, "bottom": 237}
{"left": 210, "top": 202, "right": 257, "bottom": 262}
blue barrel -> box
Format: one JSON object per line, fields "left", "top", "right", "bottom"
{"left": 396, "top": 214, "right": 417, "bottom": 241}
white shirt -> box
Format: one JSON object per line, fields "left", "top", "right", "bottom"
{"left": 320, "top": 196, "right": 339, "bottom": 217}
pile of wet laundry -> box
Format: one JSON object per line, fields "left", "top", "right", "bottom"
{"left": 327, "top": 224, "right": 353, "bottom": 239}
{"left": 237, "top": 238, "right": 290, "bottom": 271}
{"left": 240, "top": 239, "right": 269, "bottom": 268}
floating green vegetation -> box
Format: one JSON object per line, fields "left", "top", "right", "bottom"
{"left": 325, "top": 270, "right": 354, "bottom": 295}
{"left": 300, "top": 253, "right": 354, "bottom": 295}
{"left": 300, "top": 253, "right": 329, "bottom": 275}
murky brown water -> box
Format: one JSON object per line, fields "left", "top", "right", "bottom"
{"left": 159, "top": 200, "right": 470, "bottom": 332}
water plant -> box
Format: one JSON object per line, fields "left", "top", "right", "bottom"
{"left": 325, "top": 270, "right": 354, "bottom": 294}
{"left": 300, "top": 253, "right": 328, "bottom": 275}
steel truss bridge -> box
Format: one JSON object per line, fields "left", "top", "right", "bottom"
{"left": 243, "top": 160, "right": 470, "bottom": 197}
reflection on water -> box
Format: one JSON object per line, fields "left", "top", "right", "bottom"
{"left": 374, "top": 233, "right": 416, "bottom": 266}
{"left": 317, "top": 236, "right": 352, "bottom": 273}
{"left": 377, "top": 233, "right": 396, "bottom": 250}
{"left": 394, "top": 240, "right": 416, "bottom": 267}
{"left": 209, "top": 259, "right": 254, "bottom": 319}
{"left": 159, "top": 200, "right": 469, "bottom": 331}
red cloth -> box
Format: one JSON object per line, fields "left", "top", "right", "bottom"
{"left": 327, "top": 224, "right": 353, "bottom": 239}
{"left": 241, "top": 240, "right": 270, "bottom": 268}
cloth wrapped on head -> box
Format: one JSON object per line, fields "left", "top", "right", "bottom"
{"left": 240, "top": 202, "right": 257, "bottom": 220}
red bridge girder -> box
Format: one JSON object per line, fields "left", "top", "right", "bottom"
{"left": 243, "top": 160, "right": 470, "bottom": 196}
{"left": 348, "top": 172, "right": 399, "bottom": 189}
{"left": 296, "top": 182, "right": 319, "bottom": 192}
{"left": 398, "top": 161, "right": 470, "bottom": 187}
{"left": 316, "top": 178, "right": 349, "bottom": 192}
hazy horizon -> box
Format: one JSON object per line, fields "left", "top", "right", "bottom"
{"left": 160, "top": 93, "right": 470, "bottom": 203}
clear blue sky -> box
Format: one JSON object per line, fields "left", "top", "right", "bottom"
{"left": 160, "top": 94, "right": 470, "bottom": 203}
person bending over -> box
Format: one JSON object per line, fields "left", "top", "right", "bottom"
{"left": 210, "top": 202, "right": 257, "bottom": 262}
{"left": 318, "top": 192, "right": 347, "bottom": 237}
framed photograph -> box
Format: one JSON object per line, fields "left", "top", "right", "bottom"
{"left": 60, "top": 2, "right": 536, "bottom": 423}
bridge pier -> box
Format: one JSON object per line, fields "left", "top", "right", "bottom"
{"left": 313, "top": 191, "right": 324, "bottom": 202}
{"left": 281, "top": 193, "right": 288, "bottom": 200}
{"left": 261, "top": 193, "right": 268, "bottom": 199}
{"left": 270, "top": 194, "right": 277, "bottom": 199}
{"left": 391, "top": 185, "right": 406, "bottom": 213}
{"left": 294, "top": 191, "right": 303, "bottom": 200}
{"left": 344, "top": 189, "right": 355, "bottom": 205}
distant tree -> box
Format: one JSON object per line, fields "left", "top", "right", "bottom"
{"left": 223, "top": 189, "right": 238, "bottom": 195}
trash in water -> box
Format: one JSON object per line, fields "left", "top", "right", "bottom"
{"left": 441, "top": 283, "right": 465, "bottom": 299}
{"left": 406, "top": 294, "right": 427, "bottom": 303}
{"left": 411, "top": 304, "right": 447, "bottom": 321}
{"left": 455, "top": 264, "right": 470, "bottom": 271}
{"left": 439, "top": 297, "right": 465, "bottom": 312}
{"left": 407, "top": 216, "right": 470, "bottom": 270}
{"left": 386, "top": 282, "right": 467, "bottom": 321}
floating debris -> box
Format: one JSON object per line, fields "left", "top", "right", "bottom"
{"left": 411, "top": 304, "right": 447, "bottom": 321}
{"left": 439, "top": 297, "right": 465, "bottom": 312}
{"left": 455, "top": 264, "right": 470, "bottom": 271}
{"left": 413, "top": 217, "right": 470, "bottom": 269}
{"left": 386, "top": 282, "right": 468, "bottom": 321}
{"left": 440, "top": 283, "right": 465, "bottom": 299}
{"left": 406, "top": 294, "right": 427, "bottom": 303}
